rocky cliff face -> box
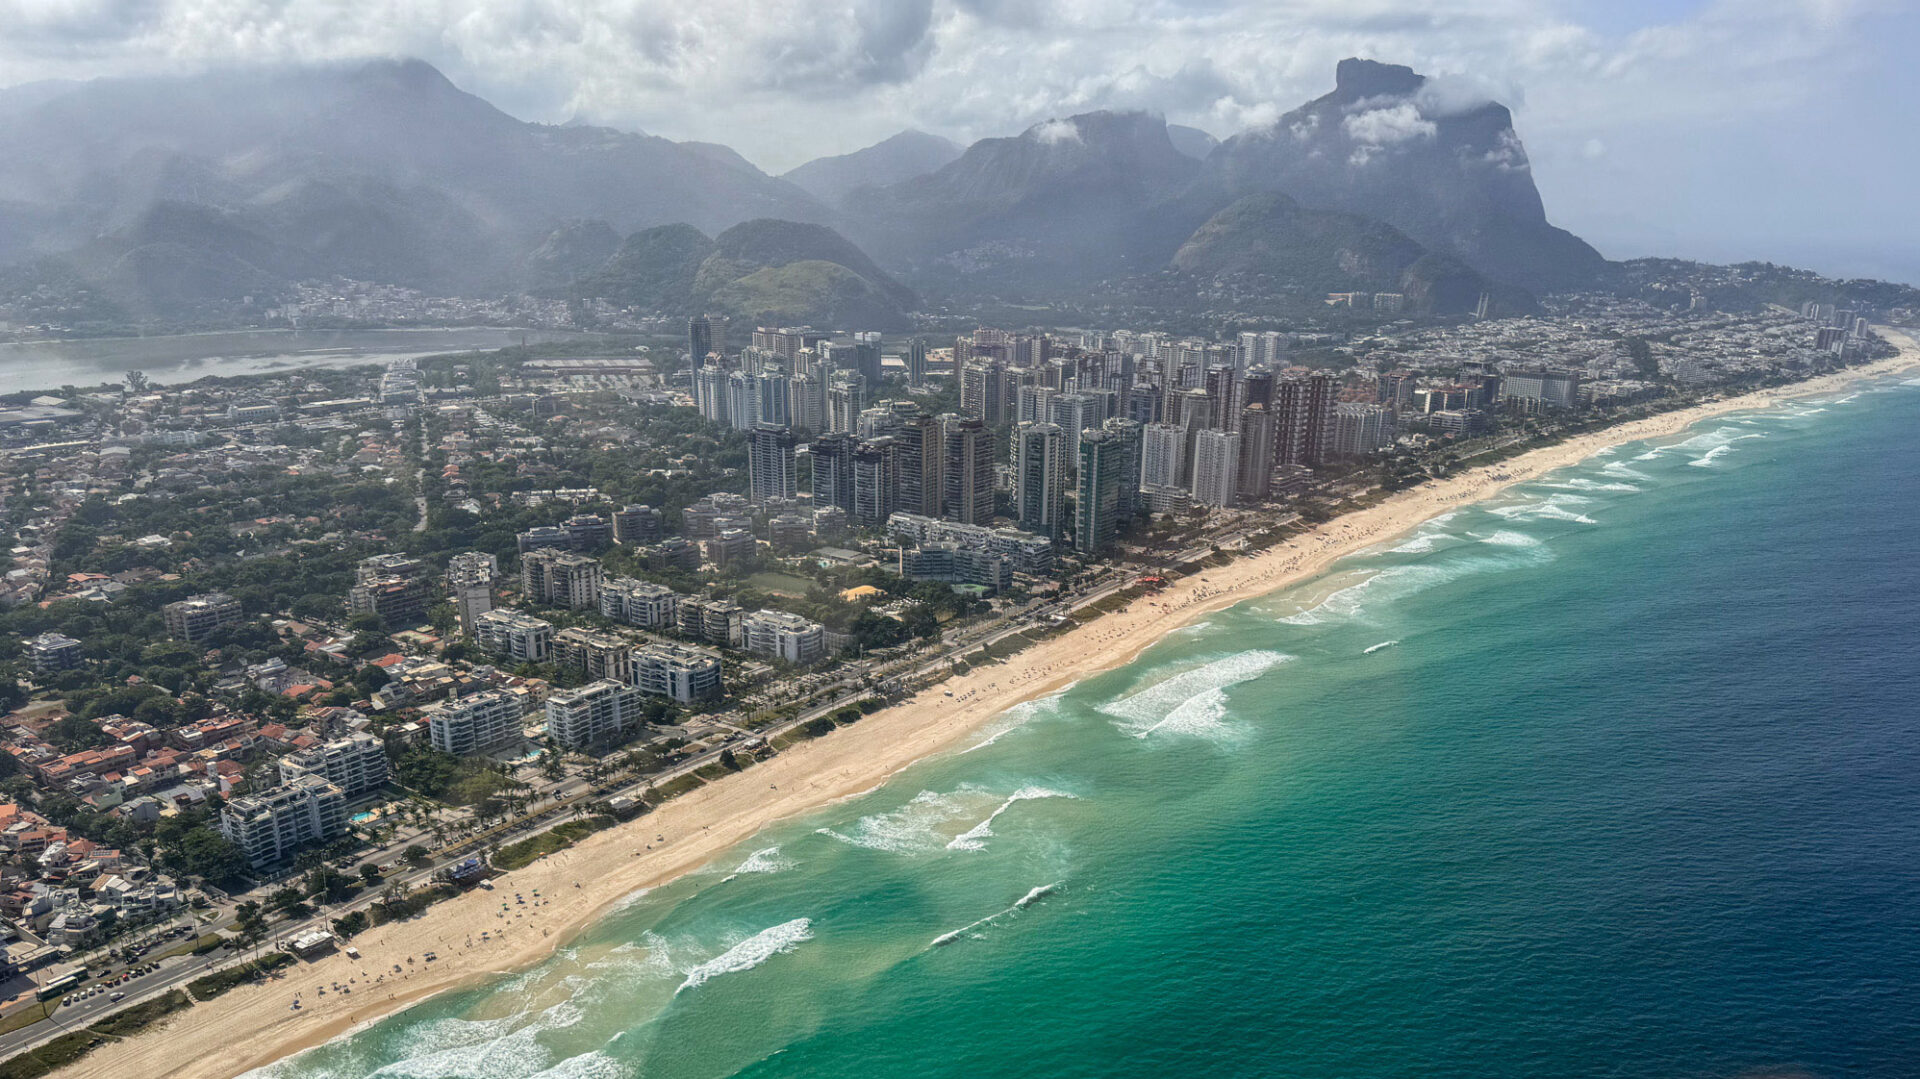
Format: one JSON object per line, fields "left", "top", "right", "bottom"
{"left": 1201, "top": 58, "right": 1606, "bottom": 291}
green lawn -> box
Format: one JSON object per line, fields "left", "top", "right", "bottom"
{"left": 744, "top": 572, "right": 815, "bottom": 596}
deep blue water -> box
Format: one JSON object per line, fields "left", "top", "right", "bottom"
{"left": 252, "top": 376, "right": 1920, "bottom": 1079}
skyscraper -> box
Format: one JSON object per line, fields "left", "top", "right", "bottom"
{"left": 754, "top": 366, "right": 792, "bottom": 429}
{"left": 1048, "top": 392, "right": 1098, "bottom": 476}
{"left": 906, "top": 337, "right": 928, "bottom": 386}
{"left": 694, "top": 363, "right": 731, "bottom": 426}
{"left": 807, "top": 432, "right": 858, "bottom": 514}
{"left": 961, "top": 361, "right": 1011, "bottom": 426}
{"left": 1190, "top": 429, "right": 1242, "bottom": 508}
{"left": 1075, "top": 428, "right": 1126, "bottom": 555}
{"left": 881, "top": 406, "right": 942, "bottom": 518}
{"left": 748, "top": 423, "right": 797, "bottom": 505}
{"left": 1014, "top": 422, "right": 1066, "bottom": 539}
{"left": 852, "top": 436, "right": 902, "bottom": 528}
{"left": 1236, "top": 404, "right": 1276, "bottom": 500}
{"left": 941, "top": 414, "right": 995, "bottom": 525}
{"left": 1275, "top": 374, "right": 1335, "bottom": 466}
{"left": 826, "top": 370, "right": 865, "bottom": 434}
{"left": 1141, "top": 422, "right": 1186, "bottom": 489}
{"left": 789, "top": 371, "right": 826, "bottom": 433}
{"left": 1102, "top": 416, "right": 1143, "bottom": 525}
{"left": 688, "top": 314, "right": 715, "bottom": 380}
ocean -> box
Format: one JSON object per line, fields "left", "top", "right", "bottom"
{"left": 248, "top": 374, "right": 1920, "bottom": 1079}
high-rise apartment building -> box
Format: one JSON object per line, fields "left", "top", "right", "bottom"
{"left": 1014, "top": 422, "right": 1067, "bottom": 538}
{"left": 748, "top": 423, "right": 798, "bottom": 504}
{"left": 941, "top": 414, "right": 995, "bottom": 525}
{"left": 1191, "top": 429, "right": 1242, "bottom": 508}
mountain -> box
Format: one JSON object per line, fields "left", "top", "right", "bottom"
{"left": 1166, "top": 124, "right": 1219, "bottom": 160}
{"left": 564, "top": 219, "right": 916, "bottom": 330}
{"left": 781, "top": 130, "right": 964, "bottom": 207}
{"left": 522, "top": 220, "right": 623, "bottom": 292}
{"left": 569, "top": 224, "right": 716, "bottom": 312}
{"left": 1199, "top": 58, "right": 1606, "bottom": 291}
{"left": 1170, "top": 192, "right": 1532, "bottom": 315}
{"left": 851, "top": 110, "right": 1202, "bottom": 287}
{"left": 0, "top": 59, "right": 832, "bottom": 294}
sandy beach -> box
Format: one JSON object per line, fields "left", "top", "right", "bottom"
{"left": 50, "top": 336, "right": 1920, "bottom": 1079}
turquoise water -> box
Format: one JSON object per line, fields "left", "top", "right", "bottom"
{"left": 250, "top": 376, "right": 1920, "bottom": 1079}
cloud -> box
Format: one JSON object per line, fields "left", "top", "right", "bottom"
{"left": 1342, "top": 101, "right": 1436, "bottom": 146}
{"left": 1029, "top": 117, "right": 1081, "bottom": 144}
{"left": 0, "top": 0, "right": 1910, "bottom": 275}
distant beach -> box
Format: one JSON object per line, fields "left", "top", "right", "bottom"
{"left": 48, "top": 333, "right": 1920, "bottom": 1079}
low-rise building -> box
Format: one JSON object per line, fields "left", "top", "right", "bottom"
{"left": 472, "top": 608, "right": 554, "bottom": 663}
{"left": 899, "top": 544, "right": 1013, "bottom": 593}
{"left": 521, "top": 548, "right": 604, "bottom": 610}
{"left": 545, "top": 679, "right": 647, "bottom": 750}
{"left": 631, "top": 644, "right": 724, "bottom": 703}
{"left": 26, "top": 632, "right": 83, "bottom": 674}
{"left": 276, "top": 732, "right": 389, "bottom": 797}
{"left": 600, "top": 578, "right": 680, "bottom": 629}
{"left": 425, "top": 690, "right": 525, "bottom": 756}
{"left": 219, "top": 774, "right": 348, "bottom": 869}
{"left": 162, "top": 592, "right": 242, "bottom": 643}
{"left": 742, "top": 610, "right": 827, "bottom": 665}
{"left": 555, "top": 626, "right": 633, "bottom": 683}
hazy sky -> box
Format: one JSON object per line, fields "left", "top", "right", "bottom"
{"left": 2, "top": 0, "right": 1914, "bottom": 282}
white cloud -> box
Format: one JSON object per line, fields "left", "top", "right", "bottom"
{"left": 1029, "top": 117, "right": 1081, "bottom": 144}
{"left": 1342, "top": 102, "right": 1436, "bottom": 146}
{"left": 0, "top": 0, "right": 1910, "bottom": 273}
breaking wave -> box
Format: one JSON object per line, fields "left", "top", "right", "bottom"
{"left": 947, "top": 787, "right": 1075, "bottom": 852}
{"left": 931, "top": 883, "right": 1063, "bottom": 948}
{"left": 818, "top": 787, "right": 987, "bottom": 854}
{"left": 725, "top": 846, "right": 793, "bottom": 878}
{"left": 960, "top": 694, "right": 1061, "bottom": 755}
{"left": 676, "top": 919, "right": 812, "bottom": 994}
{"left": 1098, "top": 651, "right": 1291, "bottom": 739}
{"left": 1487, "top": 493, "right": 1597, "bottom": 525}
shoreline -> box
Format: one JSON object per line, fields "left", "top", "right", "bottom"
{"left": 49, "top": 338, "right": 1920, "bottom": 1079}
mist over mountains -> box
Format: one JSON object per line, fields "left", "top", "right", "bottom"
{"left": 0, "top": 56, "right": 1617, "bottom": 326}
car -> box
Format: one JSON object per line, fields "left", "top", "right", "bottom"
{"left": 110, "top": 992, "right": 125, "bottom": 1002}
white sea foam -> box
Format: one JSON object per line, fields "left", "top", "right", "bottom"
{"left": 1541, "top": 478, "right": 1640, "bottom": 493}
{"left": 1478, "top": 530, "right": 1542, "bottom": 548}
{"left": 367, "top": 994, "right": 586, "bottom": 1079}
{"left": 817, "top": 787, "right": 985, "bottom": 853}
{"left": 960, "top": 694, "right": 1061, "bottom": 755}
{"left": 608, "top": 886, "right": 653, "bottom": 914}
{"left": 1362, "top": 640, "right": 1399, "bottom": 655}
{"left": 947, "top": 786, "right": 1076, "bottom": 852}
{"left": 728, "top": 846, "right": 793, "bottom": 876}
{"left": 676, "top": 918, "right": 812, "bottom": 994}
{"left": 1280, "top": 563, "right": 1469, "bottom": 626}
{"left": 1488, "top": 493, "right": 1596, "bottom": 525}
{"left": 525, "top": 1053, "right": 632, "bottom": 1079}
{"left": 1098, "top": 651, "right": 1290, "bottom": 739}
{"left": 1689, "top": 444, "right": 1733, "bottom": 467}
{"left": 1600, "top": 460, "right": 1653, "bottom": 482}
{"left": 931, "top": 882, "right": 1063, "bottom": 947}
{"left": 1388, "top": 530, "right": 1453, "bottom": 555}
